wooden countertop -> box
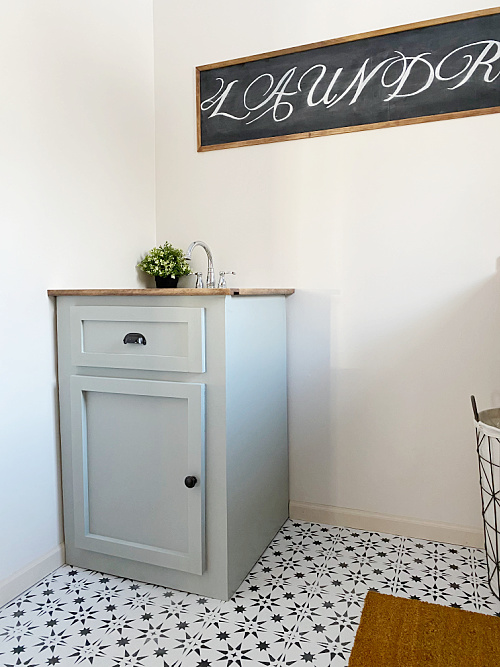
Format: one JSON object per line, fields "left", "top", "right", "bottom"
{"left": 47, "top": 288, "right": 295, "bottom": 297}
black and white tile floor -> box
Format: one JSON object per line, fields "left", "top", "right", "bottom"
{"left": 1, "top": 520, "right": 499, "bottom": 666}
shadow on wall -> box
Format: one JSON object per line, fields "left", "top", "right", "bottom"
{"left": 286, "top": 265, "right": 500, "bottom": 529}
{"left": 286, "top": 289, "right": 339, "bottom": 502}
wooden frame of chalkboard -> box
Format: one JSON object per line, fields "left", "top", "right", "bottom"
{"left": 196, "top": 7, "right": 500, "bottom": 151}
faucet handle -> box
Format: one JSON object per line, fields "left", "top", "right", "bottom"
{"left": 189, "top": 272, "right": 204, "bottom": 288}
{"left": 217, "top": 271, "right": 236, "bottom": 288}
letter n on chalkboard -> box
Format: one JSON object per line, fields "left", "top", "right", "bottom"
{"left": 196, "top": 7, "right": 500, "bottom": 151}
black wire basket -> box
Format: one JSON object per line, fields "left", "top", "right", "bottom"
{"left": 472, "top": 396, "right": 500, "bottom": 600}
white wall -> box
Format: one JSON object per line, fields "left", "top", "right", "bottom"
{"left": 154, "top": 0, "right": 500, "bottom": 538}
{"left": 0, "top": 1, "right": 156, "bottom": 587}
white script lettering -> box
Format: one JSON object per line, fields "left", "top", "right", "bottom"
{"left": 201, "top": 39, "right": 500, "bottom": 126}
{"left": 435, "top": 40, "right": 500, "bottom": 90}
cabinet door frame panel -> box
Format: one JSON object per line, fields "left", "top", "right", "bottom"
{"left": 70, "top": 375, "right": 206, "bottom": 575}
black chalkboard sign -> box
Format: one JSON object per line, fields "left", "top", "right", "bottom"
{"left": 196, "top": 8, "right": 500, "bottom": 151}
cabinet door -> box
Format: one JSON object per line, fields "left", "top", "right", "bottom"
{"left": 69, "top": 376, "right": 205, "bottom": 575}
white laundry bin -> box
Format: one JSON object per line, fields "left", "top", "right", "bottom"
{"left": 472, "top": 396, "right": 500, "bottom": 600}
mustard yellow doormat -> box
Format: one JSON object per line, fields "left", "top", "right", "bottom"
{"left": 348, "top": 591, "right": 500, "bottom": 667}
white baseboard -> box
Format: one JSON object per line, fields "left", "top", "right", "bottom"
{"left": 289, "top": 501, "right": 484, "bottom": 548}
{"left": 0, "top": 544, "right": 65, "bottom": 609}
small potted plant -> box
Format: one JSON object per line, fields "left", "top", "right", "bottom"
{"left": 137, "top": 241, "right": 191, "bottom": 288}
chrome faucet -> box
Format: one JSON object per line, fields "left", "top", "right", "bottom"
{"left": 185, "top": 241, "right": 215, "bottom": 288}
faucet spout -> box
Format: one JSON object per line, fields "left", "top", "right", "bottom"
{"left": 185, "top": 241, "right": 215, "bottom": 288}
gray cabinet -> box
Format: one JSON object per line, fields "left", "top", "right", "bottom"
{"left": 54, "top": 293, "right": 289, "bottom": 600}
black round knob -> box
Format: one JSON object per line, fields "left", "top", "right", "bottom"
{"left": 184, "top": 476, "right": 198, "bottom": 489}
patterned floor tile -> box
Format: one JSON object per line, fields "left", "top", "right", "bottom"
{"left": 1, "top": 520, "right": 500, "bottom": 666}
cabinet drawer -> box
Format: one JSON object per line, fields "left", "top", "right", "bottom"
{"left": 70, "top": 306, "right": 205, "bottom": 372}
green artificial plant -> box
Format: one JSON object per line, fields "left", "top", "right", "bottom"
{"left": 137, "top": 241, "right": 191, "bottom": 279}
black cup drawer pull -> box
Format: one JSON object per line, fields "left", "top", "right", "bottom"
{"left": 123, "top": 332, "right": 147, "bottom": 345}
{"left": 184, "top": 476, "right": 198, "bottom": 488}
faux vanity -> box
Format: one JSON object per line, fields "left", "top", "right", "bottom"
{"left": 48, "top": 288, "right": 294, "bottom": 600}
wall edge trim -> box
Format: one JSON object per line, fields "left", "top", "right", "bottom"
{"left": 0, "top": 544, "right": 65, "bottom": 609}
{"left": 289, "top": 501, "right": 484, "bottom": 548}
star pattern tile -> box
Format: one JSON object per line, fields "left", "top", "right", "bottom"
{"left": 1, "top": 520, "right": 499, "bottom": 666}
